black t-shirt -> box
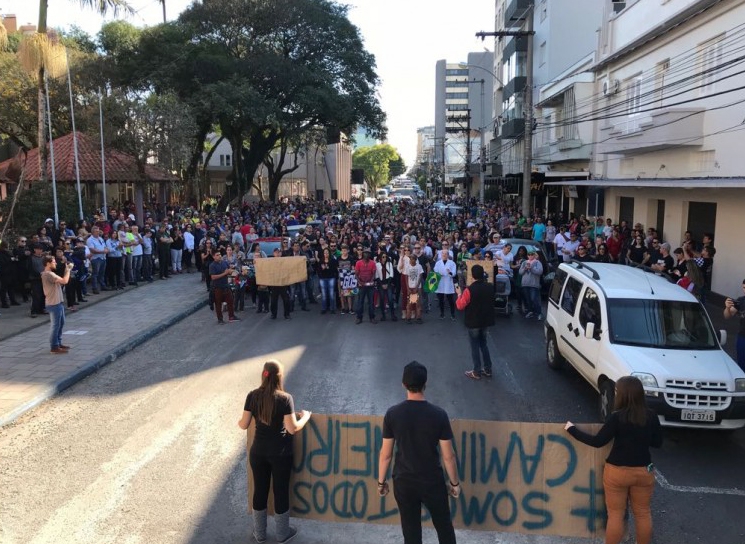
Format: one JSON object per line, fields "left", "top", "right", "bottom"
{"left": 209, "top": 260, "right": 229, "bottom": 289}
{"left": 656, "top": 254, "right": 674, "bottom": 275}
{"left": 382, "top": 400, "right": 453, "bottom": 483}
{"left": 627, "top": 245, "right": 645, "bottom": 264}
{"left": 568, "top": 409, "right": 662, "bottom": 467}
{"left": 244, "top": 389, "right": 295, "bottom": 456}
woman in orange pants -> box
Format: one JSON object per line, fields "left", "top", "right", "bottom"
{"left": 565, "top": 376, "right": 663, "bottom": 544}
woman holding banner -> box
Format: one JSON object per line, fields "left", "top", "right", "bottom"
{"left": 239, "top": 360, "right": 312, "bottom": 543}
{"left": 565, "top": 376, "right": 663, "bottom": 544}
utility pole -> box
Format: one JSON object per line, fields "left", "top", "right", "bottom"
{"left": 521, "top": 9, "right": 534, "bottom": 217}
{"left": 477, "top": 17, "right": 536, "bottom": 214}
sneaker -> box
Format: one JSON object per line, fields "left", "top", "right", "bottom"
{"left": 59, "top": 345, "right": 71, "bottom": 350}
{"left": 525, "top": 312, "right": 535, "bottom": 319}
{"left": 464, "top": 370, "right": 481, "bottom": 380}
{"left": 229, "top": 317, "right": 241, "bottom": 323}
{"left": 50, "top": 347, "right": 67, "bottom": 354}
{"left": 450, "top": 316, "right": 456, "bottom": 321}
{"left": 440, "top": 315, "right": 445, "bottom": 320}
{"left": 536, "top": 314, "right": 544, "bottom": 321}
{"left": 481, "top": 369, "right": 492, "bottom": 378}
{"left": 340, "top": 310, "right": 346, "bottom": 315}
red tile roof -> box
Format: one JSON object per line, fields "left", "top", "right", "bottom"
{"left": 0, "top": 132, "right": 180, "bottom": 183}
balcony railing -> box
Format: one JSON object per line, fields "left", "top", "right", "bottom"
{"left": 597, "top": 107, "right": 705, "bottom": 154}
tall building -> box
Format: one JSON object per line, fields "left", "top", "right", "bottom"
{"left": 434, "top": 53, "right": 494, "bottom": 197}
{"left": 493, "top": 0, "right": 604, "bottom": 206}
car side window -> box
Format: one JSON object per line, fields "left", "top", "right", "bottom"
{"left": 549, "top": 269, "right": 568, "bottom": 304}
{"left": 578, "top": 287, "right": 602, "bottom": 338}
{"left": 560, "top": 277, "right": 583, "bottom": 315}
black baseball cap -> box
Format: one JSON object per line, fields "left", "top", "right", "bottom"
{"left": 402, "top": 361, "right": 427, "bottom": 388}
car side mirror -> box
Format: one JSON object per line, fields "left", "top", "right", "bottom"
{"left": 585, "top": 322, "right": 596, "bottom": 339}
{"left": 719, "top": 329, "right": 727, "bottom": 345}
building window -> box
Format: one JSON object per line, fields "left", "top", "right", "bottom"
{"left": 701, "top": 36, "right": 724, "bottom": 95}
{"left": 445, "top": 68, "right": 469, "bottom": 76}
{"left": 219, "top": 154, "right": 231, "bottom": 167}
{"left": 539, "top": 41, "right": 546, "bottom": 67}
{"left": 692, "top": 150, "right": 715, "bottom": 172}
{"left": 446, "top": 92, "right": 469, "bottom": 99}
{"left": 627, "top": 77, "right": 642, "bottom": 116}
{"left": 655, "top": 59, "right": 670, "bottom": 104}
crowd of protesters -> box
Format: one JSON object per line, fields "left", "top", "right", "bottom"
{"left": 0, "top": 195, "right": 717, "bottom": 323}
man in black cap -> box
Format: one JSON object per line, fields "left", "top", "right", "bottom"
{"left": 377, "top": 361, "right": 460, "bottom": 544}
{"left": 455, "top": 264, "right": 495, "bottom": 380}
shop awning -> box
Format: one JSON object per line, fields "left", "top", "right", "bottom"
{"left": 544, "top": 178, "right": 745, "bottom": 188}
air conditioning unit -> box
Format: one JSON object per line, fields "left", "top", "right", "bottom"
{"left": 602, "top": 79, "right": 620, "bottom": 96}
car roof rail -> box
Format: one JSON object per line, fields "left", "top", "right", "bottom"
{"left": 569, "top": 259, "right": 600, "bottom": 280}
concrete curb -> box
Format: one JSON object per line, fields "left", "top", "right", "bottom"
{"left": 0, "top": 297, "right": 208, "bottom": 427}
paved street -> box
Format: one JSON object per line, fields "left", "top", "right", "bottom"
{"left": 1, "top": 288, "right": 744, "bottom": 544}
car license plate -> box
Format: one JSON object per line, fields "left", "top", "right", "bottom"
{"left": 681, "top": 410, "right": 716, "bottom": 422}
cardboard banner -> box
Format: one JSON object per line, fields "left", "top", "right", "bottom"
{"left": 465, "top": 260, "right": 494, "bottom": 285}
{"left": 254, "top": 256, "right": 308, "bottom": 286}
{"left": 247, "top": 415, "right": 609, "bottom": 539}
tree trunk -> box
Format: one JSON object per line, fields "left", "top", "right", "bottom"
{"left": 134, "top": 184, "right": 144, "bottom": 227}
{"left": 37, "top": 0, "right": 48, "bottom": 184}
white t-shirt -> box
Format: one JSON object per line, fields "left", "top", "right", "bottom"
{"left": 183, "top": 231, "right": 195, "bottom": 251}
{"left": 407, "top": 263, "right": 423, "bottom": 289}
{"left": 562, "top": 240, "right": 580, "bottom": 261}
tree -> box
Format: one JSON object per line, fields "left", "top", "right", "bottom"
{"left": 388, "top": 154, "right": 406, "bottom": 180}
{"left": 175, "top": 0, "right": 386, "bottom": 201}
{"left": 352, "top": 144, "right": 399, "bottom": 190}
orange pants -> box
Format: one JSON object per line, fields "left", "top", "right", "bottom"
{"left": 603, "top": 463, "right": 655, "bottom": 544}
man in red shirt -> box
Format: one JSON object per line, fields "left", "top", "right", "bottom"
{"left": 354, "top": 248, "right": 377, "bottom": 324}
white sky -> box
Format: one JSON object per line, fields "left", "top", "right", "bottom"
{"left": 2, "top": 0, "right": 495, "bottom": 167}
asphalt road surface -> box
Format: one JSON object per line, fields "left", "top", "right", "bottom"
{"left": 1, "top": 304, "right": 744, "bottom": 544}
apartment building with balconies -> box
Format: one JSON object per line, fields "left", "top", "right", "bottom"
{"left": 577, "top": 0, "right": 745, "bottom": 295}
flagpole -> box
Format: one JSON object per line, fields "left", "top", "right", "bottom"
{"left": 66, "top": 48, "right": 83, "bottom": 221}
{"left": 98, "top": 88, "right": 108, "bottom": 219}
{"left": 43, "top": 72, "right": 59, "bottom": 227}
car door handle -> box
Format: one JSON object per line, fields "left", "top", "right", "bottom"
{"left": 567, "top": 323, "right": 573, "bottom": 332}
{"left": 574, "top": 328, "right": 580, "bottom": 337}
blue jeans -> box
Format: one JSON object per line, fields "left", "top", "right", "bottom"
{"left": 522, "top": 286, "right": 541, "bottom": 316}
{"left": 377, "top": 284, "right": 395, "bottom": 317}
{"left": 291, "top": 282, "right": 307, "bottom": 310}
{"left": 131, "top": 255, "right": 142, "bottom": 283}
{"left": 320, "top": 277, "right": 336, "bottom": 311}
{"left": 46, "top": 302, "right": 65, "bottom": 349}
{"left": 356, "top": 285, "right": 375, "bottom": 319}
{"left": 91, "top": 258, "right": 106, "bottom": 290}
{"left": 468, "top": 327, "right": 492, "bottom": 374}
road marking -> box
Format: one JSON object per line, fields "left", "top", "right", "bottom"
{"left": 655, "top": 469, "right": 745, "bottom": 496}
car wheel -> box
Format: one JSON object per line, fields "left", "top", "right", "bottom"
{"left": 600, "top": 380, "right": 615, "bottom": 422}
{"left": 546, "top": 330, "right": 564, "bottom": 370}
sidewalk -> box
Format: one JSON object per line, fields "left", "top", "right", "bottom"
{"left": 0, "top": 274, "right": 208, "bottom": 426}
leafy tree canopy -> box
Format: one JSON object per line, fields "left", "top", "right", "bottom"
{"left": 352, "top": 144, "right": 401, "bottom": 190}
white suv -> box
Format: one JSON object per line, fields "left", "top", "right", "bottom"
{"left": 544, "top": 261, "right": 745, "bottom": 429}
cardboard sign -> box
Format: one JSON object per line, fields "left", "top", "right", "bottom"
{"left": 465, "top": 260, "right": 494, "bottom": 285}
{"left": 247, "top": 415, "right": 609, "bottom": 539}
{"left": 254, "top": 256, "right": 308, "bottom": 286}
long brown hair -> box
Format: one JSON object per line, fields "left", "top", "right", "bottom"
{"left": 255, "top": 360, "right": 286, "bottom": 425}
{"left": 614, "top": 376, "right": 648, "bottom": 426}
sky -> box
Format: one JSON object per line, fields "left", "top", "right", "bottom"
{"left": 1, "top": 0, "right": 495, "bottom": 167}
